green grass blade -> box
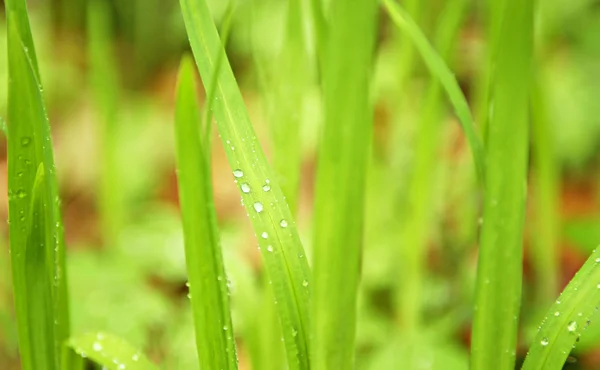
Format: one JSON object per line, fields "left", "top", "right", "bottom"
{"left": 174, "top": 56, "right": 238, "bottom": 370}
{"left": 4, "top": 0, "right": 40, "bottom": 79}
{"left": 25, "top": 163, "right": 56, "bottom": 369}
{"left": 88, "top": 0, "right": 122, "bottom": 250}
{"left": 382, "top": 0, "right": 486, "bottom": 187}
{"left": 470, "top": 0, "right": 533, "bottom": 369}
{"left": 66, "top": 332, "right": 157, "bottom": 370}
{"left": 521, "top": 248, "right": 600, "bottom": 370}
{"left": 6, "top": 13, "right": 70, "bottom": 369}
{"left": 311, "top": 0, "right": 378, "bottom": 369}
{"left": 397, "top": 0, "right": 468, "bottom": 344}
{"left": 178, "top": 1, "right": 311, "bottom": 367}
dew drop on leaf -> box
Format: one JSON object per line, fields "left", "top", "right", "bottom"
{"left": 241, "top": 183, "right": 251, "bottom": 193}
{"left": 254, "top": 202, "right": 264, "bottom": 213}
{"left": 541, "top": 337, "right": 549, "bottom": 346}
{"left": 280, "top": 219, "right": 288, "bottom": 228}
{"left": 233, "top": 169, "right": 244, "bottom": 178}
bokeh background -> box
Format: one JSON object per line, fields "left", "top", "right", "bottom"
{"left": 1, "top": 0, "right": 600, "bottom": 368}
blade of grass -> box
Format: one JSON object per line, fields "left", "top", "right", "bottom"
{"left": 174, "top": 56, "right": 238, "bottom": 370}
{"left": 178, "top": 1, "right": 311, "bottom": 368}
{"left": 66, "top": 332, "right": 157, "bottom": 370}
{"left": 530, "top": 74, "right": 559, "bottom": 305}
{"left": 398, "top": 0, "right": 468, "bottom": 344}
{"left": 522, "top": 248, "right": 600, "bottom": 369}
{"left": 88, "top": 0, "right": 122, "bottom": 250}
{"left": 6, "top": 12, "right": 70, "bottom": 369}
{"left": 382, "top": 0, "right": 485, "bottom": 187}
{"left": 311, "top": 0, "right": 378, "bottom": 369}
{"left": 470, "top": 0, "right": 533, "bottom": 369}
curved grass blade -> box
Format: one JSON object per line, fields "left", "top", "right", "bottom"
{"left": 311, "top": 1, "right": 378, "bottom": 369}
{"left": 4, "top": 0, "right": 40, "bottom": 79}
{"left": 178, "top": 1, "right": 311, "bottom": 368}
{"left": 470, "top": 0, "right": 533, "bottom": 369}
{"left": 174, "top": 56, "right": 238, "bottom": 370}
{"left": 66, "top": 332, "right": 156, "bottom": 370}
{"left": 382, "top": 0, "right": 486, "bottom": 187}
{"left": 522, "top": 248, "right": 600, "bottom": 370}
{"left": 6, "top": 13, "right": 69, "bottom": 370}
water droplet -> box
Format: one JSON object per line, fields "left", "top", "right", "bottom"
{"left": 241, "top": 183, "right": 251, "bottom": 193}
{"left": 595, "top": 258, "right": 600, "bottom": 263}
{"left": 16, "top": 190, "right": 26, "bottom": 199}
{"left": 554, "top": 311, "right": 560, "bottom": 317}
{"left": 267, "top": 245, "right": 273, "bottom": 252}
{"left": 92, "top": 342, "right": 103, "bottom": 352}
{"left": 261, "top": 232, "right": 268, "bottom": 239}
{"left": 223, "top": 326, "right": 228, "bottom": 331}
{"left": 568, "top": 321, "right": 578, "bottom": 332}
{"left": 132, "top": 354, "right": 140, "bottom": 361}
{"left": 541, "top": 337, "right": 549, "bottom": 346}
{"left": 254, "top": 202, "right": 264, "bottom": 213}
{"left": 292, "top": 329, "right": 298, "bottom": 337}
{"left": 233, "top": 169, "right": 244, "bottom": 178}
{"left": 302, "top": 280, "right": 308, "bottom": 287}
{"left": 280, "top": 219, "right": 288, "bottom": 228}
{"left": 262, "top": 184, "right": 271, "bottom": 192}
{"left": 119, "top": 365, "right": 126, "bottom": 370}
{"left": 17, "top": 172, "right": 23, "bottom": 177}
{"left": 21, "top": 137, "right": 31, "bottom": 147}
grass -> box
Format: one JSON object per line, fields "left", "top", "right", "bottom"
{"left": 470, "top": 0, "right": 533, "bottom": 368}
{"left": 311, "top": 1, "right": 378, "bottom": 369}
{"left": 5, "top": 0, "right": 600, "bottom": 369}
{"left": 178, "top": 0, "right": 311, "bottom": 368}
{"left": 174, "top": 56, "right": 238, "bottom": 370}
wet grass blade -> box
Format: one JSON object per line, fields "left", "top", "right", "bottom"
{"left": 178, "top": 1, "right": 311, "bottom": 368}
{"left": 382, "top": 0, "right": 485, "bottom": 187}
{"left": 522, "top": 248, "right": 600, "bottom": 370}
{"left": 65, "top": 332, "right": 157, "bottom": 370}
{"left": 6, "top": 11, "right": 70, "bottom": 370}
{"left": 311, "top": 1, "right": 378, "bottom": 369}
{"left": 174, "top": 56, "right": 238, "bottom": 370}
{"left": 470, "top": 0, "right": 533, "bottom": 369}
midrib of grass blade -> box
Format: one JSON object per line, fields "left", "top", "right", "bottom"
{"left": 398, "top": 0, "right": 468, "bottom": 344}
{"left": 470, "top": 0, "right": 533, "bottom": 369}
{"left": 383, "top": 0, "right": 485, "bottom": 187}
{"left": 6, "top": 13, "right": 70, "bottom": 369}
{"left": 66, "top": 332, "right": 157, "bottom": 370}
{"left": 174, "top": 56, "right": 238, "bottom": 370}
{"left": 178, "top": 1, "right": 311, "bottom": 368}
{"left": 311, "top": 1, "right": 378, "bottom": 369}
{"left": 522, "top": 248, "right": 600, "bottom": 370}
{"left": 88, "top": 0, "right": 122, "bottom": 250}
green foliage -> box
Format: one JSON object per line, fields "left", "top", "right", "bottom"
{"left": 5, "top": 7, "right": 69, "bottom": 369}
{"left": 522, "top": 248, "right": 600, "bottom": 369}
{"left": 178, "top": 0, "right": 311, "bottom": 368}
{"left": 65, "top": 332, "right": 156, "bottom": 369}
{"left": 470, "top": 0, "right": 533, "bottom": 369}
{"left": 311, "top": 0, "right": 377, "bottom": 369}
{"left": 174, "top": 56, "right": 238, "bottom": 369}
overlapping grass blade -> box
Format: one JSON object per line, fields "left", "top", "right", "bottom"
{"left": 311, "top": 1, "right": 378, "bottom": 369}
{"left": 5, "top": 11, "right": 69, "bottom": 369}
{"left": 178, "top": 1, "right": 311, "bottom": 368}
{"left": 522, "top": 248, "right": 600, "bottom": 370}
{"left": 88, "top": 0, "right": 122, "bottom": 249}
{"left": 397, "top": 0, "right": 468, "bottom": 342}
{"left": 174, "top": 56, "right": 238, "bottom": 370}
{"left": 382, "top": 0, "right": 485, "bottom": 187}
{"left": 65, "top": 332, "right": 156, "bottom": 370}
{"left": 470, "top": 0, "right": 533, "bottom": 368}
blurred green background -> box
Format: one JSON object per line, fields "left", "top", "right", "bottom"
{"left": 2, "top": 0, "right": 600, "bottom": 368}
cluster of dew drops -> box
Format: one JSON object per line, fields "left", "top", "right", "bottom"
{"left": 538, "top": 251, "right": 600, "bottom": 350}
{"left": 232, "top": 169, "right": 308, "bottom": 290}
